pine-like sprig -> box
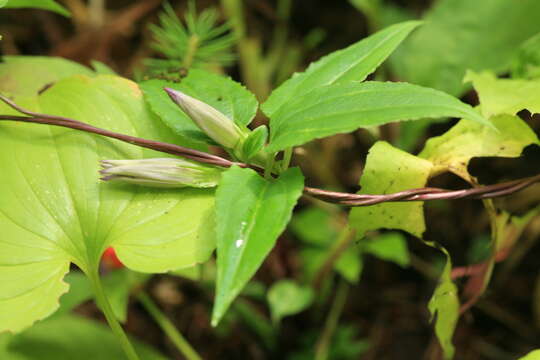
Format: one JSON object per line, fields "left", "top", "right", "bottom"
{"left": 144, "top": 1, "right": 235, "bottom": 79}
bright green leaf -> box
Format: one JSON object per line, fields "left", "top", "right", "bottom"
{"left": 334, "top": 247, "right": 363, "bottom": 283}
{"left": 267, "top": 81, "right": 489, "bottom": 152}
{"left": 241, "top": 125, "right": 268, "bottom": 161}
{"left": 349, "top": 141, "right": 433, "bottom": 239}
{"left": 520, "top": 350, "right": 540, "bottom": 360}
{"left": 0, "top": 75, "right": 216, "bottom": 333}
{"left": 169, "top": 265, "right": 201, "bottom": 281}
{"left": 3, "top": 0, "right": 70, "bottom": 16}
{"left": 0, "top": 0, "right": 7, "bottom": 7}
{"left": 140, "top": 69, "right": 258, "bottom": 144}
{"left": 212, "top": 166, "right": 304, "bottom": 325}
{"left": 465, "top": 71, "right": 540, "bottom": 118}
{"left": 363, "top": 232, "right": 410, "bottom": 267}
{"left": 267, "top": 280, "right": 314, "bottom": 325}
{"left": 419, "top": 114, "right": 539, "bottom": 180}
{"left": 428, "top": 247, "right": 459, "bottom": 360}
{"left": 54, "top": 272, "right": 94, "bottom": 316}
{"left": 262, "top": 21, "right": 421, "bottom": 117}
{"left": 3, "top": 314, "right": 167, "bottom": 360}
{"left": 90, "top": 60, "right": 117, "bottom": 75}
{"left": 389, "top": 0, "right": 540, "bottom": 96}
{"left": 0, "top": 56, "right": 94, "bottom": 98}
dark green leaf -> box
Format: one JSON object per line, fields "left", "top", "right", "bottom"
{"left": 3, "top": 0, "right": 70, "bottom": 16}
{"left": 389, "top": 0, "right": 540, "bottom": 96}
{"left": 212, "top": 166, "right": 304, "bottom": 325}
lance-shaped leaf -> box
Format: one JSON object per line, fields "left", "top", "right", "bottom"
{"left": 2, "top": 0, "right": 70, "bottom": 17}
{"left": 141, "top": 69, "right": 258, "bottom": 144}
{"left": 262, "top": 21, "right": 421, "bottom": 117}
{"left": 0, "top": 75, "right": 215, "bottom": 333}
{"left": 267, "top": 81, "right": 488, "bottom": 152}
{"left": 212, "top": 166, "right": 304, "bottom": 326}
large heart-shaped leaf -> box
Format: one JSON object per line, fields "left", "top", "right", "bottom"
{"left": 0, "top": 75, "right": 215, "bottom": 333}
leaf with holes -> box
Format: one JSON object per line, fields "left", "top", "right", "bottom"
{"left": 0, "top": 74, "right": 215, "bottom": 333}
{"left": 212, "top": 166, "right": 304, "bottom": 326}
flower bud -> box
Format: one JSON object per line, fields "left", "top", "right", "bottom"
{"left": 100, "top": 158, "right": 222, "bottom": 188}
{"left": 165, "top": 88, "right": 247, "bottom": 149}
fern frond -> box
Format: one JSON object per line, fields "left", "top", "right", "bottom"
{"left": 144, "top": 1, "right": 235, "bottom": 79}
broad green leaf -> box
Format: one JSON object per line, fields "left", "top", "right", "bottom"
{"left": 241, "top": 125, "right": 268, "bottom": 161}
{"left": 267, "top": 280, "right": 314, "bottom": 325}
{"left": 0, "top": 0, "right": 7, "bottom": 7}
{"left": 212, "top": 166, "right": 304, "bottom": 325}
{"left": 267, "top": 81, "right": 488, "bottom": 152}
{"left": 140, "top": 69, "right": 258, "bottom": 144}
{"left": 465, "top": 71, "right": 540, "bottom": 118}
{"left": 3, "top": 0, "right": 70, "bottom": 16}
{"left": 389, "top": 0, "right": 540, "bottom": 96}
{"left": 512, "top": 32, "right": 540, "bottom": 80}
{"left": 349, "top": 141, "right": 433, "bottom": 239}
{"left": 428, "top": 247, "right": 459, "bottom": 360}
{"left": 262, "top": 21, "right": 421, "bottom": 117}
{"left": 290, "top": 207, "right": 339, "bottom": 246}
{"left": 0, "top": 56, "right": 94, "bottom": 98}
{"left": 519, "top": 350, "right": 540, "bottom": 360}
{"left": 90, "top": 60, "right": 117, "bottom": 75}
{"left": 3, "top": 314, "right": 167, "bottom": 360}
{"left": 169, "top": 265, "right": 201, "bottom": 281}
{"left": 0, "top": 75, "right": 216, "bottom": 333}
{"left": 363, "top": 232, "right": 409, "bottom": 267}
{"left": 419, "top": 114, "right": 539, "bottom": 180}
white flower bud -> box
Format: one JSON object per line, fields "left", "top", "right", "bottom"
{"left": 165, "top": 88, "right": 247, "bottom": 149}
{"left": 100, "top": 158, "right": 222, "bottom": 188}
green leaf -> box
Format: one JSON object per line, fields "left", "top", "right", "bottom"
{"left": 389, "top": 0, "right": 540, "bottom": 96}
{"left": 512, "top": 32, "right": 540, "bottom": 80}
{"left": 428, "top": 247, "right": 459, "bottom": 360}
{"left": 3, "top": 0, "right": 70, "bottom": 16}
{"left": 0, "top": 75, "right": 216, "bottom": 333}
{"left": 212, "top": 166, "right": 304, "bottom": 325}
{"left": 419, "top": 114, "right": 539, "bottom": 180}
{"left": 262, "top": 21, "right": 421, "bottom": 117}
{"left": 0, "top": 0, "right": 7, "bottom": 7}
{"left": 519, "top": 350, "right": 540, "bottom": 360}
{"left": 267, "top": 81, "right": 489, "bottom": 152}
{"left": 2, "top": 314, "right": 167, "bottom": 360}
{"left": 90, "top": 60, "right": 117, "bottom": 75}
{"left": 363, "top": 232, "right": 410, "bottom": 267}
{"left": 290, "top": 207, "right": 339, "bottom": 246}
{"left": 241, "top": 125, "right": 268, "bottom": 161}
{"left": 0, "top": 56, "right": 94, "bottom": 98}
{"left": 140, "top": 69, "right": 257, "bottom": 144}
{"left": 349, "top": 141, "right": 433, "bottom": 239}
{"left": 267, "top": 280, "right": 314, "bottom": 325}
{"left": 465, "top": 71, "right": 540, "bottom": 118}
{"left": 54, "top": 272, "right": 94, "bottom": 316}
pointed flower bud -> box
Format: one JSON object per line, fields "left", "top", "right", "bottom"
{"left": 164, "top": 88, "right": 247, "bottom": 149}
{"left": 100, "top": 158, "right": 222, "bottom": 188}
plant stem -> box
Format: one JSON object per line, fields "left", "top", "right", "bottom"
{"left": 137, "top": 292, "right": 202, "bottom": 360}
{"left": 281, "top": 147, "right": 293, "bottom": 172}
{"left": 264, "top": 153, "right": 276, "bottom": 179}
{"left": 183, "top": 35, "right": 200, "bottom": 69}
{"left": 88, "top": 270, "right": 140, "bottom": 360}
{"left": 314, "top": 280, "right": 349, "bottom": 360}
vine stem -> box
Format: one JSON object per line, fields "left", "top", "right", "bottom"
{"left": 137, "top": 292, "right": 202, "bottom": 360}
{"left": 88, "top": 270, "right": 140, "bottom": 360}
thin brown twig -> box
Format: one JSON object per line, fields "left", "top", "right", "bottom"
{"left": 0, "top": 96, "right": 539, "bottom": 207}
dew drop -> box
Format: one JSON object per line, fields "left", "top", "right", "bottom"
{"left": 235, "top": 239, "right": 244, "bottom": 248}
